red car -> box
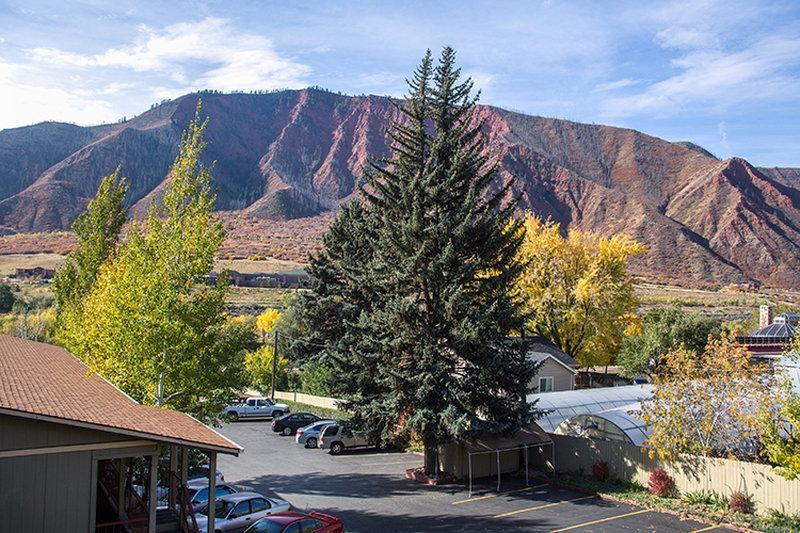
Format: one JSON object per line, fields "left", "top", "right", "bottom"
{"left": 243, "top": 511, "right": 344, "bottom": 533}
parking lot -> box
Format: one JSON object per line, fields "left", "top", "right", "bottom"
{"left": 218, "top": 420, "right": 729, "bottom": 532}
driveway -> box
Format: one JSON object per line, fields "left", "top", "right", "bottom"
{"left": 218, "top": 421, "right": 729, "bottom": 532}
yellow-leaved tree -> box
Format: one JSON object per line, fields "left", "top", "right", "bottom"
{"left": 515, "top": 215, "right": 645, "bottom": 367}
{"left": 642, "top": 336, "right": 778, "bottom": 460}
{"left": 245, "top": 308, "right": 288, "bottom": 394}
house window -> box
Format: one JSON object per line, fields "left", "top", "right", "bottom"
{"left": 539, "top": 376, "right": 554, "bottom": 392}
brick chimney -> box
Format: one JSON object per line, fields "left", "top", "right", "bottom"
{"left": 759, "top": 305, "right": 773, "bottom": 329}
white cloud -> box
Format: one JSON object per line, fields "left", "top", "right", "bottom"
{"left": 602, "top": 6, "right": 800, "bottom": 117}
{"left": 0, "top": 59, "right": 118, "bottom": 127}
{"left": 27, "top": 17, "right": 310, "bottom": 92}
{"left": 593, "top": 78, "right": 639, "bottom": 92}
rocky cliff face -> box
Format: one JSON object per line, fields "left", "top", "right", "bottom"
{"left": 1, "top": 89, "right": 798, "bottom": 287}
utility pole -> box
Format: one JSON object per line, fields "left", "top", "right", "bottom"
{"left": 270, "top": 331, "right": 278, "bottom": 401}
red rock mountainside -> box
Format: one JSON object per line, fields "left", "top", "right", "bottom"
{"left": 1, "top": 89, "right": 798, "bottom": 287}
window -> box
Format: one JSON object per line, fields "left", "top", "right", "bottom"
{"left": 250, "top": 498, "right": 270, "bottom": 512}
{"left": 230, "top": 501, "right": 251, "bottom": 519}
{"left": 194, "top": 488, "right": 208, "bottom": 502}
{"left": 283, "top": 523, "right": 302, "bottom": 533}
{"left": 257, "top": 399, "right": 269, "bottom": 406}
{"left": 322, "top": 425, "right": 339, "bottom": 437}
{"left": 246, "top": 519, "right": 284, "bottom": 533}
{"left": 247, "top": 399, "right": 256, "bottom": 406}
{"left": 218, "top": 485, "right": 235, "bottom": 496}
{"left": 299, "top": 519, "right": 324, "bottom": 532}
{"left": 538, "top": 376, "right": 554, "bottom": 392}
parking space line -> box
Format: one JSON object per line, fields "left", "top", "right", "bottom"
{"left": 493, "top": 495, "right": 596, "bottom": 518}
{"left": 359, "top": 460, "right": 421, "bottom": 467}
{"left": 452, "top": 483, "right": 550, "bottom": 505}
{"left": 550, "top": 508, "right": 650, "bottom": 532}
{"left": 690, "top": 526, "right": 723, "bottom": 532}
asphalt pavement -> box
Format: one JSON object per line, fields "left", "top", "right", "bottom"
{"left": 217, "top": 420, "right": 730, "bottom": 532}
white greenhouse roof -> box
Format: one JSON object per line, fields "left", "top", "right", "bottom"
{"left": 528, "top": 384, "right": 653, "bottom": 432}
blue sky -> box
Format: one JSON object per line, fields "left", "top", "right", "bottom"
{"left": 1, "top": 0, "right": 799, "bottom": 166}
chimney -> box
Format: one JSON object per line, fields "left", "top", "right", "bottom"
{"left": 759, "top": 305, "right": 773, "bottom": 329}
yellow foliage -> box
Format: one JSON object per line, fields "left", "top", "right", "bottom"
{"left": 256, "top": 308, "right": 281, "bottom": 334}
{"left": 515, "top": 214, "right": 645, "bottom": 367}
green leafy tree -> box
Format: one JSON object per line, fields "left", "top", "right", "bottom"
{"left": 61, "top": 104, "right": 252, "bottom": 423}
{"left": 0, "top": 283, "right": 15, "bottom": 312}
{"left": 763, "top": 391, "right": 800, "bottom": 480}
{"left": 298, "top": 48, "right": 539, "bottom": 475}
{"left": 245, "top": 345, "right": 288, "bottom": 393}
{"left": 617, "top": 307, "right": 720, "bottom": 378}
{"left": 53, "top": 168, "right": 128, "bottom": 321}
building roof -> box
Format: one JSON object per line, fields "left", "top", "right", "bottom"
{"left": 749, "top": 321, "right": 796, "bottom": 338}
{"left": 0, "top": 335, "right": 241, "bottom": 455}
{"left": 523, "top": 336, "right": 579, "bottom": 369}
{"left": 528, "top": 384, "right": 653, "bottom": 432}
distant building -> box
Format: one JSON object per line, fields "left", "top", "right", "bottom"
{"left": 523, "top": 336, "right": 579, "bottom": 392}
{"left": 737, "top": 305, "right": 798, "bottom": 359}
{"left": 204, "top": 269, "right": 311, "bottom": 289}
{"left": 15, "top": 266, "right": 56, "bottom": 281}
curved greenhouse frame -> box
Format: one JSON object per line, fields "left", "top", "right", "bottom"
{"left": 554, "top": 403, "right": 650, "bottom": 445}
{"left": 528, "top": 384, "right": 652, "bottom": 433}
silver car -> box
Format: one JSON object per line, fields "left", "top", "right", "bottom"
{"left": 318, "top": 424, "right": 371, "bottom": 455}
{"left": 294, "top": 420, "right": 336, "bottom": 448}
{"left": 186, "top": 480, "right": 238, "bottom": 507}
{"left": 196, "top": 492, "right": 290, "bottom": 533}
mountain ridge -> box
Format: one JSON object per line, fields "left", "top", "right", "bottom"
{"left": 1, "top": 89, "right": 799, "bottom": 288}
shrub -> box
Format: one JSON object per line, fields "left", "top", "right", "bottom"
{"left": 766, "top": 509, "right": 800, "bottom": 529}
{"left": 682, "top": 490, "right": 714, "bottom": 505}
{"left": 592, "top": 461, "right": 610, "bottom": 481}
{"left": 648, "top": 468, "right": 675, "bottom": 497}
{"left": 729, "top": 491, "right": 754, "bottom": 514}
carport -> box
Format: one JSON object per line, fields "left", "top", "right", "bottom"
{"left": 440, "top": 424, "right": 555, "bottom": 497}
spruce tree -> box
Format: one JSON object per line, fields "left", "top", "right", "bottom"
{"left": 300, "top": 48, "right": 539, "bottom": 475}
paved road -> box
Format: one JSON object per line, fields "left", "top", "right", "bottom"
{"left": 218, "top": 420, "right": 728, "bottom": 532}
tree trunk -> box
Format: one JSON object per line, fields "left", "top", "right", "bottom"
{"left": 423, "top": 435, "right": 438, "bottom": 477}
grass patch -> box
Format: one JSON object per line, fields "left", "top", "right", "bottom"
{"left": 558, "top": 472, "right": 800, "bottom": 533}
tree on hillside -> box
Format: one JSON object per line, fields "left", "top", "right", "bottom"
{"left": 0, "top": 283, "right": 15, "bottom": 312}
{"left": 641, "top": 336, "right": 778, "bottom": 460}
{"left": 61, "top": 104, "right": 253, "bottom": 424}
{"left": 617, "top": 307, "right": 720, "bottom": 378}
{"left": 53, "top": 168, "right": 128, "bottom": 328}
{"left": 297, "top": 48, "right": 539, "bottom": 475}
{"left": 515, "top": 215, "right": 645, "bottom": 368}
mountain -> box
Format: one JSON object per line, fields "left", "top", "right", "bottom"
{"left": 1, "top": 89, "right": 799, "bottom": 288}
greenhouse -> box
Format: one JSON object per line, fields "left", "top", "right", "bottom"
{"left": 528, "top": 384, "right": 652, "bottom": 433}
{"left": 554, "top": 402, "right": 650, "bottom": 446}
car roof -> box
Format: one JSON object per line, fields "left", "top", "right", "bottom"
{"left": 187, "top": 480, "right": 233, "bottom": 488}
{"left": 217, "top": 491, "right": 263, "bottom": 502}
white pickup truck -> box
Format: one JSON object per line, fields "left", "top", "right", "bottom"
{"left": 224, "top": 397, "right": 290, "bottom": 421}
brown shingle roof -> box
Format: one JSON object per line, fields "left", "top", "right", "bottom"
{"left": 0, "top": 335, "right": 241, "bottom": 455}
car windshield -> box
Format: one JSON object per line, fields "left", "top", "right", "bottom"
{"left": 245, "top": 518, "right": 286, "bottom": 533}
{"left": 199, "top": 499, "right": 235, "bottom": 518}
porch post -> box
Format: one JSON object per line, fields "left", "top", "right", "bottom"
{"left": 496, "top": 450, "right": 501, "bottom": 492}
{"left": 525, "top": 445, "right": 529, "bottom": 486}
{"left": 117, "top": 458, "right": 127, "bottom": 517}
{"left": 148, "top": 453, "right": 158, "bottom": 533}
{"left": 207, "top": 451, "right": 217, "bottom": 533}
{"left": 180, "top": 446, "right": 189, "bottom": 523}
{"left": 468, "top": 453, "right": 473, "bottom": 498}
{"left": 169, "top": 445, "right": 178, "bottom": 509}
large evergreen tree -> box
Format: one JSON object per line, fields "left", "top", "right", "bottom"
{"left": 298, "top": 48, "right": 539, "bottom": 475}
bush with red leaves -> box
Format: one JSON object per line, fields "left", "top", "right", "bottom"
{"left": 592, "top": 461, "right": 610, "bottom": 481}
{"left": 729, "top": 491, "right": 754, "bottom": 514}
{"left": 648, "top": 468, "right": 675, "bottom": 497}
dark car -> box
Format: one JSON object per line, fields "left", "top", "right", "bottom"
{"left": 272, "top": 413, "right": 322, "bottom": 436}
{"left": 244, "top": 511, "right": 344, "bottom": 533}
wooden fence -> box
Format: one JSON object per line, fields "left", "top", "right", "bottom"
{"left": 274, "top": 391, "right": 341, "bottom": 411}
{"left": 552, "top": 434, "right": 800, "bottom": 514}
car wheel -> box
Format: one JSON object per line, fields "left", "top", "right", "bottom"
{"left": 305, "top": 437, "right": 317, "bottom": 448}
{"left": 282, "top": 426, "right": 293, "bottom": 436}
{"left": 330, "top": 441, "right": 344, "bottom": 455}
{"left": 272, "top": 410, "right": 283, "bottom": 418}
{"left": 226, "top": 411, "right": 238, "bottom": 422}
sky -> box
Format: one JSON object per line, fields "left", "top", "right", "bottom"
{"left": 0, "top": 0, "right": 799, "bottom": 166}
